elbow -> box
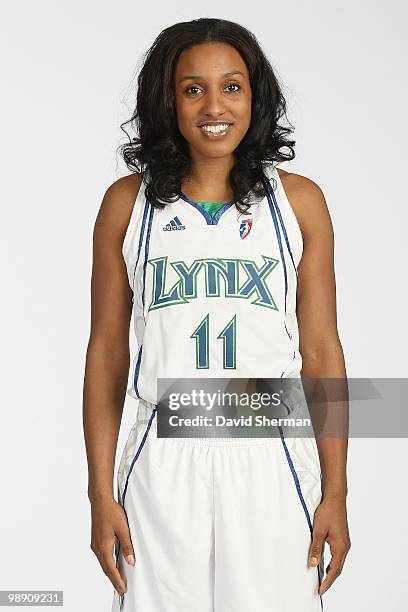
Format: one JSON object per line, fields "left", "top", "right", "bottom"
{"left": 300, "top": 336, "right": 346, "bottom": 375}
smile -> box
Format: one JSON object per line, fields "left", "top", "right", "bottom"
{"left": 198, "top": 123, "right": 232, "bottom": 138}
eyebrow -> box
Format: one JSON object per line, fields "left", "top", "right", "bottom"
{"left": 177, "top": 71, "right": 244, "bottom": 84}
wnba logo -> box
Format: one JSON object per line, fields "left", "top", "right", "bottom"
{"left": 239, "top": 218, "right": 253, "bottom": 239}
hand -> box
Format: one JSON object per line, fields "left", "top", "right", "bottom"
{"left": 309, "top": 496, "right": 351, "bottom": 595}
{"left": 90, "top": 496, "right": 135, "bottom": 595}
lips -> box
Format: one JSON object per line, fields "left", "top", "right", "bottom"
{"left": 197, "top": 121, "right": 234, "bottom": 127}
{"left": 197, "top": 123, "right": 234, "bottom": 139}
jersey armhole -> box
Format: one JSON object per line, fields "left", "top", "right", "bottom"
{"left": 121, "top": 173, "right": 146, "bottom": 293}
{"left": 272, "top": 166, "right": 304, "bottom": 267}
{"left": 122, "top": 173, "right": 144, "bottom": 259}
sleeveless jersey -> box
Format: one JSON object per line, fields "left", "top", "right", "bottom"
{"left": 122, "top": 163, "right": 303, "bottom": 405}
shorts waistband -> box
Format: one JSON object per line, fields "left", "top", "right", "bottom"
{"left": 135, "top": 400, "right": 285, "bottom": 446}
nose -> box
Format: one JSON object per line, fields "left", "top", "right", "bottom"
{"left": 201, "top": 87, "right": 226, "bottom": 118}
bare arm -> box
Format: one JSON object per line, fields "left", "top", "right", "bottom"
{"left": 279, "top": 169, "right": 351, "bottom": 595}
{"left": 82, "top": 173, "right": 142, "bottom": 594}
{"left": 285, "top": 171, "right": 348, "bottom": 499}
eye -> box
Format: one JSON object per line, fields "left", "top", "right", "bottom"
{"left": 225, "top": 83, "right": 241, "bottom": 92}
{"left": 184, "top": 86, "right": 203, "bottom": 96}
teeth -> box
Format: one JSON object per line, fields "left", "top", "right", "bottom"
{"left": 201, "top": 124, "right": 230, "bottom": 133}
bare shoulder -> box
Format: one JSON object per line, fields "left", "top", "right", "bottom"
{"left": 276, "top": 168, "right": 333, "bottom": 240}
{"left": 94, "top": 173, "right": 143, "bottom": 240}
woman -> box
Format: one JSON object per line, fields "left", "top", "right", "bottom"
{"left": 83, "top": 17, "right": 351, "bottom": 612}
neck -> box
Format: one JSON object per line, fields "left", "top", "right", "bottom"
{"left": 182, "top": 155, "right": 235, "bottom": 202}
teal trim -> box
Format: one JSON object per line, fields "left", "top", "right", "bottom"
{"left": 179, "top": 192, "right": 233, "bottom": 225}
{"left": 196, "top": 201, "right": 227, "bottom": 218}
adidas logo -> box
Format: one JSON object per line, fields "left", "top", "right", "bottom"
{"left": 163, "top": 216, "right": 186, "bottom": 231}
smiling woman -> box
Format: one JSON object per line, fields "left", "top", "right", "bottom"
{"left": 83, "top": 16, "right": 350, "bottom": 612}
{"left": 118, "top": 19, "right": 296, "bottom": 213}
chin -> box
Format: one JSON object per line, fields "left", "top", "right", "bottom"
{"left": 198, "top": 142, "right": 238, "bottom": 156}
{"left": 201, "top": 150, "right": 236, "bottom": 160}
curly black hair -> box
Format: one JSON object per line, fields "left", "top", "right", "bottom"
{"left": 118, "top": 17, "right": 295, "bottom": 213}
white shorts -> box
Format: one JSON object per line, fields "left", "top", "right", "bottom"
{"left": 111, "top": 400, "right": 324, "bottom": 612}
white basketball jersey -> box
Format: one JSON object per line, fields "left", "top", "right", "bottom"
{"left": 122, "top": 163, "right": 303, "bottom": 405}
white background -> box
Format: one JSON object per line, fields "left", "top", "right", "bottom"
{"left": 1, "top": 1, "right": 407, "bottom": 610}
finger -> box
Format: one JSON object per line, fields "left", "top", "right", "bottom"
{"left": 309, "top": 530, "right": 326, "bottom": 567}
{"left": 318, "top": 549, "right": 343, "bottom": 595}
{"left": 339, "top": 539, "right": 351, "bottom": 572}
{"left": 93, "top": 541, "right": 127, "bottom": 594}
{"left": 318, "top": 536, "right": 351, "bottom": 595}
{"left": 117, "top": 524, "right": 136, "bottom": 566}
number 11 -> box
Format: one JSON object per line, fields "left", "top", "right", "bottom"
{"left": 190, "top": 314, "right": 237, "bottom": 369}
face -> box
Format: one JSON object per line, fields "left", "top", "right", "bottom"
{"left": 174, "top": 42, "right": 252, "bottom": 162}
